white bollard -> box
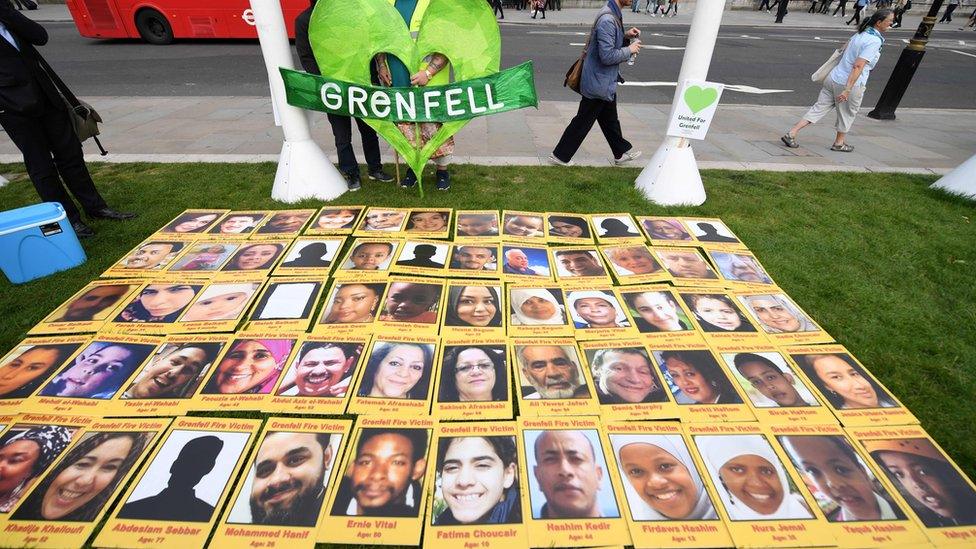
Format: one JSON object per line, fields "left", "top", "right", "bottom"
{"left": 930, "top": 153, "right": 976, "bottom": 200}
{"left": 250, "top": 0, "right": 347, "bottom": 202}
{"left": 635, "top": 0, "right": 726, "bottom": 206}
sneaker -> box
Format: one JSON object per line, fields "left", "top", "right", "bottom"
{"left": 400, "top": 169, "right": 417, "bottom": 188}
{"left": 436, "top": 170, "right": 451, "bottom": 191}
{"left": 367, "top": 168, "right": 394, "bottom": 183}
{"left": 547, "top": 153, "right": 574, "bottom": 167}
{"left": 343, "top": 172, "right": 362, "bottom": 191}
{"left": 612, "top": 149, "right": 642, "bottom": 165}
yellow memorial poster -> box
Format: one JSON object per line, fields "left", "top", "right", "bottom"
{"left": 591, "top": 213, "right": 645, "bottom": 245}
{"left": 551, "top": 246, "right": 614, "bottom": 287}
{"left": 500, "top": 210, "right": 547, "bottom": 244}
{"left": 603, "top": 421, "right": 734, "bottom": 548}
{"left": 402, "top": 208, "right": 452, "bottom": 239}
{"left": 564, "top": 287, "right": 637, "bottom": 340}
{"left": 30, "top": 279, "right": 141, "bottom": 335}
{"left": 347, "top": 335, "right": 439, "bottom": 417}
{"left": 251, "top": 209, "right": 316, "bottom": 238}
{"left": 653, "top": 247, "right": 724, "bottom": 287}
{"left": 431, "top": 340, "right": 513, "bottom": 421}
{"left": 506, "top": 285, "right": 574, "bottom": 338}
{"left": 190, "top": 333, "right": 299, "bottom": 412}
{"left": 271, "top": 236, "right": 344, "bottom": 277}
{"left": 447, "top": 242, "right": 502, "bottom": 279}
{"left": 0, "top": 336, "right": 89, "bottom": 414}
{"left": 440, "top": 282, "right": 505, "bottom": 339}
{"left": 599, "top": 243, "right": 670, "bottom": 286}
{"left": 454, "top": 210, "right": 500, "bottom": 240}
{"left": 375, "top": 276, "right": 445, "bottom": 336}
{"left": 207, "top": 210, "right": 270, "bottom": 238}
{"left": 392, "top": 239, "right": 450, "bottom": 276}
{"left": 102, "top": 238, "right": 193, "bottom": 278}
{"left": 736, "top": 291, "right": 834, "bottom": 346}
{"left": 647, "top": 343, "right": 756, "bottom": 423}
{"left": 511, "top": 339, "right": 599, "bottom": 418}
{"left": 681, "top": 218, "right": 747, "bottom": 250}
{"left": 95, "top": 416, "right": 261, "bottom": 549}
{"left": 173, "top": 279, "right": 266, "bottom": 333}
{"left": 578, "top": 339, "right": 679, "bottom": 421}
{"left": 354, "top": 207, "right": 410, "bottom": 236}
{"left": 312, "top": 279, "right": 387, "bottom": 336}
{"left": 165, "top": 239, "right": 245, "bottom": 277}
{"left": 614, "top": 285, "right": 705, "bottom": 345}
{"left": 245, "top": 277, "right": 326, "bottom": 333}
{"left": 304, "top": 206, "right": 364, "bottom": 235}
{"left": 333, "top": 238, "right": 401, "bottom": 281}
{"left": 105, "top": 278, "right": 205, "bottom": 335}
{"left": 706, "top": 248, "right": 779, "bottom": 290}
{"left": 676, "top": 289, "right": 768, "bottom": 346}
{"left": 212, "top": 239, "right": 289, "bottom": 281}
{"left": 153, "top": 209, "right": 228, "bottom": 239}
{"left": 500, "top": 243, "right": 554, "bottom": 283}
{"left": 267, "top": 336, "right": 369, "bottom": 415}
{"left": 545, "top": 212, "right": 594, "bottom": 245}
{"left": 635, "top": 216, "right": 699, "bottom": 247}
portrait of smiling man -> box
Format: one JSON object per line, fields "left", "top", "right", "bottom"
{"left": 330, "top": 428, "right": 428, "bottom": 517}
{"left": 528, "top": 430, "right": 618, "bottom": 520}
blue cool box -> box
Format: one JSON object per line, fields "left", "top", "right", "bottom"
{"left": 0, "top": 203, "right": 87, "bottom": 284}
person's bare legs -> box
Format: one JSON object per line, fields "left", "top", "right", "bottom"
{"left": 833, "top": 131, "right": 847, "bottom": 146}
{"left": 787, "top": 119, "right": 812, "bottom": 139}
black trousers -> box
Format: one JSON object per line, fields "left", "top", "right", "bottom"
{"left": 553, "top": 95, "right": 632, "bottom": 163}
{"left": 492, "top": 0, "right": 504, "bottom": 17}
{"left": 833, "top": 0, "right": 847, "bottom": 16}
{"left": 0, "top": 98, "right": 106, "bottom": 223}
{"left": 847, "top": 5, "right": 863, "bottom": 24}
{"left": 939, "top": 4, "right": 957, "bottom": 22}
{"left": 326, "top": 114, "right": 382, "bottom": 176}
{"left": 758, "top": 0, "right": 773, "bottom": 10}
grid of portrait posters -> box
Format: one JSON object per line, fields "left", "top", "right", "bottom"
{"left": 0, "top": 209, "right": 972, "bottom": 548}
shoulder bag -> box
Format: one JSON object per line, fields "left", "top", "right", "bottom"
{"left": 811, "top": 39, "right": 850, "bottom": 83}
{"left": 564, "top": 12, "right": 623, "bottom": 94}
{"left": 35, "top": 53, "right": 108, "bottom": 155}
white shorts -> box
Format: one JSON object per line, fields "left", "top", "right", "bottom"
{"left": 803, "top": 79, "right": 865, "bottom": 133}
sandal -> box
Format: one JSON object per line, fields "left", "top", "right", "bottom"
{"left": 781, "top": 133, "right": 799, "bottom": 148}
{"left": 830, "top": 143, "right": 854, "bottom": 152}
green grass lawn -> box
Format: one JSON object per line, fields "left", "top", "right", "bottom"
{"left": 1, "top": 161, "right": 974, "bottom": 487}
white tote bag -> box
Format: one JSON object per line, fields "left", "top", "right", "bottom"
{"left": 811, "top": 47, "right": 845, "bottom": 83}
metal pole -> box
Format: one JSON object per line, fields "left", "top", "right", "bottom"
{"left": 867, "top": 0, "right": 944, "bottom": 120}
{"left": 634, "top": 0, "right": 725, "bottom": 206}
{"left": 250, "top": 0, "right": 348, "bottom": 202}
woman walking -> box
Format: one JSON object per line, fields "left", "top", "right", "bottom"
{"left": 781, "top": 9, "right": 894, "bottom": 152}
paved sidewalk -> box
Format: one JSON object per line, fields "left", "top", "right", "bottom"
{"left": 0, "top": 96, "right": 970, "bottom": 173}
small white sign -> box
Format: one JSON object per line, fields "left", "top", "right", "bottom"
{"left": 666, "top": 79, "right": 724, "bottom": 140}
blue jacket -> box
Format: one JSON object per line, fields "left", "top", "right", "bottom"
{"left": 581, "top": 1, "right": 630, "bottom": 101}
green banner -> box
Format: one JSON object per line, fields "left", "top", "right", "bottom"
{"left": 280, "top": 61, "right": 537, "bottom": 123}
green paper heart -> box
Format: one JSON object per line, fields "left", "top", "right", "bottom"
{"left": 310, "top": 0, "right": 501, "bottom": 194}
{"left": 683, "top": 85, "right": 719, "bottom": 115}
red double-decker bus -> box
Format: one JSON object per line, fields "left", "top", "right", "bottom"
{"left": 65, "top": 0, "right": 307, "bottom": 44}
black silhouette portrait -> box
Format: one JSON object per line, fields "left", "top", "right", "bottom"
{"left": 396, "top": 244, "right": 444, "bottom": 269}
{"left": 695, "top": 222, "right": 738, "bottom": 243}
{"left": 282, "top": 242, "right": 332, "bottom": 268}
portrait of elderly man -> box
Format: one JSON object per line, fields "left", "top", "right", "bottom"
{"left": 528, "top": 430, "right": 619, "bottom": 519}
{"left": 517, "top": 345, "right": 589, "bottom": 400}
{"left": 330, "top": 429, "right": 428, "bottom": 517}
{"left": 230, "top": 431, "right": 336, "bottom": 527}
{"left": 503, "top": 247, "right": 541, "bottom": 276}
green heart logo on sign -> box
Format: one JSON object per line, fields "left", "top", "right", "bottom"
{"left": 683, "top": 85, "right": 718, "bottom": 115}
{"left": 309, "top": 0, "right": 501, "bottom": 194}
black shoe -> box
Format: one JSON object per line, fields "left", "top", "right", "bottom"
{"left": 89, "top": 207, "right": 137, "bottom": 220}
{"left": 71, "top": 220, "right": 95, "bottom": 238}
{"left": 400, "top": 170, "right": 417, "bottom": 189}
{"left": 343, "top": 172, "right": 362, "bottom": 192}
{"left": 436, "top": 170, "right": 451, "bottom": 191}
{"left": 367, "top": 168, "right": 394, "bottom": 183}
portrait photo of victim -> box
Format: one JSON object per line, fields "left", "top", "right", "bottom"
{"left": 227, "top": 432, "right": 341, "bottom": 527}
{"left": 566, "top": 290, "right": 630, "bottom": 329}
{"left": 739, "top": 294, "right": 818, "bottom": 334}
{"left": 516, "top": 344, "right": 589, "bottom": 400}
{"left": 256, "top": 210, "right": 314, "bottom": 235}
{"left": 10, "top": 431, "right": 152, "bottom": 522}
{"left": 115, "top": 241, "right": 185, "bottom": 271}
{"left": 46, "top": 283, "right": 135, "bottom": 323}
{"left": 686, "top": 219, "right": 740, "bottom": 244}
{"left": 779, "top": 435, "right": 906, "bottom": 523}
{"left": 201, "top": 338, "right": 294, "bottom": 395}
{"left": 554, "top": 249, "right": 607, "bottom": 278}
{"left": 405, "top": 210, "right": 450, "bottom": 233}
{"left": 655, "top": 249, "right": 718, "bottom": 280}
{"left": 114, "top": 284, "right": 202, "bottom": 323}
{"left": 621, "top": 290, "right": 692, "bottom": 333}
{"left": 180, "top": 283, "right": 260, "bottom": 323}
{"left": 0, "top": 343, "right": 81, "bottom": 400}
{"left": 120, "top": 342, "right": 224, "bottom": 400}
{"left": 432, "top": 436, "right": 521, "bottom": 526}
{"left": 38, "top": 341, "right": 155, "bottom": 400}
{"left": 314, "top": 208, "right": 362, "bottom": 231}
{"left": 395, "top": 242, "right": 448, "bottom": 269}
{"left": 603, "top": 245, "right": 662, "bottom": 276}
{"left": 117, "top": 429, "right": 252, "bottom": 522}
{"left": 455, "top": 212, "right": 498, "bottom": 237}
{"left": 0, "top": 425, "right": 77, "bottom": 513}
{"left": 169, "top": 243, "right": 237, "bottom": 272}
{"left": 221, "top": 243, "right": 285, "bottom": 272}
{"left": 524, "top": 429, "right": 619, "bottom": 520}
{"left": 356, "top": 342, "right": 435, "bottom": 401}
{"left": 251, "top": 281, "right": 321, "bottom": 321}
{"left": 360, "top": 209, "right": 406, "bottom": 232}
{"left": 654, "top": 350, "right": 743, "bottom": 405}
{"left": 609, "top": 434, "right": 718, "bottom": 521}
{"left": 330, "top": 428, "right": 429, "bottom": 517}
{"left": 864, "top": 438, "right": 976, "bottom": 528}
{"left": 641, "top": 218, "right": 692, "bottom": 242}
{"left": 276, "top": 342, "right": 362, "bottom": 398}
{"left": 593, "top": 215, "right": 640, "bottom": 239}
{"left": 319, "top": 282, "right": 386, "bottom": 325}
{"left": 694, "top": 434, "right": 814, "bottom": 521}
{"left": 726, "top": 352, "right": 819, "bottom": 408}
{"left": 160, "top": 211, "right": 222, "bottom": 234}
{"left": 681, "top": 293, "right": 757, "bottom": 333}
{"left": 792, "top": 353, "right": 897, "bottom": 410}
{"left": 710, "top": 252, "right": 773, "bottom": 285}
{"left": 547, "top": 215, "right": 591, "bottom": 239}
{"left": 209, "top": 213, "right": 265, "bottom": 235}
{"left": 379, "top": 282, "right": 442, "bottom": 324}
{"left": 280, "top": 240, "right": 339, "bottom": 269}
{"left": 437, "top": 345, "right": 508, "bottom": 403}
{"left": 502, "top": 213, "right": 545, "bottom": 239}
{"left": 443, "top": 285, "right": 502, "bottom": 328}
{"left": 497, "top": 286, "right": 549, "bottom": 328}
{"left": 502, "top": 246, "right": 550, "bottom": 277}
{"left": 587, "top": 347, "right": 667, "bottom": 405}
{"left": 449, "top": 245, "right": 497, "bottom": 271}
{"left": 341, "top": 242, "right": 395, "bottom": 271}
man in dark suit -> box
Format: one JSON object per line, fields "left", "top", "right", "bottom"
{"left": 0, "top": 1, "right": 134, "bottom": 238}
{"left": 295, "top": 0, "right": 392, "bottom": 192}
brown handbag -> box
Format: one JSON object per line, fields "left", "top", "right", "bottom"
{"left": 563, "top": 12, "right": 623, "bottom": 94}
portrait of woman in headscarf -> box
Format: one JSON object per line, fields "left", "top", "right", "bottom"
{"left": 509, "top": 288, "right": 566, "bottom": 326}
{"left": 0, "top": 426, "right": 76, "bottom": 512}
{"left": 201, "top": 339, "right": 294, "bottom": 395}
{"left": 566, "top": 290, "right": 630, "bottom": 329}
